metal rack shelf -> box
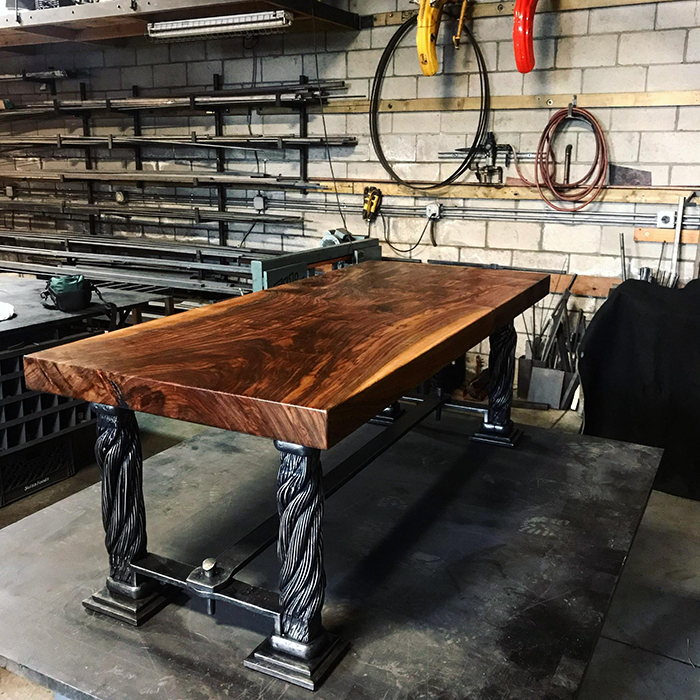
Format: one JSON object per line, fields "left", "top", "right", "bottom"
{"left": 0, "top": 259, "right": 249, "bottom": 295}
{"left": 0, "top": 325, "right": 97, "bottom": 505}
{"left": 0, "top": 169, "right": 321, "bottom": 191}
{"left": 0, "top": 134, "right": 357, "bottom": 153}
{"left": 0, "top": 80, "right": 349, "bottom": 121}
{"left": 0, "top": 229, "right": 276, "bottom": 263}
{"left": 0, "top": 243, "right": 257, "bottom": 275}
{"left": 0, "top": 76, "right": 352, "bottom": 244}
{"left": 0, "top": 199, "right": 304, "bottom": 227}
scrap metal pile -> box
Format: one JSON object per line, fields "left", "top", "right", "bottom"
{"left": 518, "top": 277, "right": 586, "bottom": 410}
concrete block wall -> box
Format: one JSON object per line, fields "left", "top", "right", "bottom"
{"left": 0, "top": 0, "right": 698, "bottom": 363}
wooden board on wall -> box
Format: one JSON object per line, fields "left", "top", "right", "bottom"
{"left": 319, "top": 90, "right": 700, "bottom": 115}
{"left": 551, "top": 274, "right": 620, "bottom": 298}
{"left": 371, "top": 0, "right": 688, "bottom": 25}
{"left": 319, "top": 178, "right": 697, "bottom": 205}
{"left": 635, "top": 228, "right": 700, "bottom": 244}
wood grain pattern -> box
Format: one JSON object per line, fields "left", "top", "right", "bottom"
{"left": 25, "top": 261, "right": 549, "bottom": 449}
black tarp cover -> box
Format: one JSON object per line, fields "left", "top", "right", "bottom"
{"left": 580, "top": 279, "right": 700, "bottom": 499}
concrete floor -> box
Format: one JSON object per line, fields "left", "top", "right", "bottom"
{"left": 1, "top": 407, "right": 699, "bottom": 699}
{"left": 0, "top": 413, "right": 209, "bottom": 699}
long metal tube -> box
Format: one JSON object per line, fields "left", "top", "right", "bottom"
{"left": 0, "top": 181, "right": 687, "bottom": 228}
{"left": 0, "top": 81, "right": 348, "bottom": 121}
{"left": 2, "top": 181, "right": 698, "bottom": 230}
{"left": 0, "top": 199, "right": 303, "bottom": 226}
{"left": 0, "top": 134, "right": 357, "bottom": 152}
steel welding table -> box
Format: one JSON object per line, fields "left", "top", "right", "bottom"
{"left": 24, "top": 260, "right": 550, "bottom": 690}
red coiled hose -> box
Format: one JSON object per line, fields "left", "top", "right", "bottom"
{"left": 514, "top": 106, "right": 608, "bottom": 212}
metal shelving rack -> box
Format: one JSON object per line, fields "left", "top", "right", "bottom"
{"left": 0, "top": 229, "right": 382, "bottom": 297}
{"left": 0, "top": 77, "right": 355, "bottom": 245}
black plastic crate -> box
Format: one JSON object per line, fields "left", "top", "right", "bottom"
{"left": 0, "top": 433, "right": 75, "bottom": 506}
{"left": 0, "top": 327, "right": 99, "bottom": 507}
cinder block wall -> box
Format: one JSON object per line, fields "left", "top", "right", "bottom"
{"left": 0, "top": 0, "right": 698, "bottom": 361}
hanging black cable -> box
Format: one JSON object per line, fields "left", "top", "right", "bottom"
{"left": 369, "top": 14, "right": 491, "bottom": 190}
{"left": 381, "top": 212, "right": 434, "bottom": 255}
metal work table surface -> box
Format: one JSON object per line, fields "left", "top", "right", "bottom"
{"left": 0, "top": 276, "right": 163, "bottom": 337}
{"left": 0, "top": 410, "right": 660, "bottom": 700}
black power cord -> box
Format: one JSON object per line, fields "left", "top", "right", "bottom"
{"left": 369, "top": 14, "right": 491, "bottom": 190}
{"left": 382, "top": 212, "right": 433, "bottom": 255}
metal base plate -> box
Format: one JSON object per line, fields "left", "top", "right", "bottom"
{"left": 244, "top": 634, "right": 349, "bottom": 690}
{"left": 0, "top": 416, "right": 663, "bottom": 699}
{"left": 470, "top": 426, "right": 523, "bottom": 448}
{"left": 83, "top": 585, "right": 175, "bottom": 627}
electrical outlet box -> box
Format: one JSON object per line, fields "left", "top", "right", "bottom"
{"left": 253, "top": 194, "right": 266, "bottom": 212}
{"left": 425, "top": 203, "right": 443, "bottom": 220}
{"left": 656, "top": 210, "right": 676, "bottom": 228}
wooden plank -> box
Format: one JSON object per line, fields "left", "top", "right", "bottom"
{"left": 0, "top": 32, "right": 65, "bottom": 48}
{"left": 24, "top": 261, "right": 549, "bottom": 449}
{"left": 318, "top": 178, "right": 696, "bottom": 204}
{"left": 13, "top": 25, "right": 79, "bottom": 41}
{"left": 635, "top": 227, "right": 700, "bottom": 244}
{"left": 321, "top": 90, "right": 700, "bottom": 114}
{"left": 372, "top": 0, "right": 684, "bottom": 25}
{"left": 551, "top": 274, "right": 620, "bottom": 298}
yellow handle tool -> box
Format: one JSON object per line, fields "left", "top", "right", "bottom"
{"left": 452, "top": 0, "right": 469, "bottom": 48}
{"left": 416, "top": 0, "right": 449, "bottom": 76}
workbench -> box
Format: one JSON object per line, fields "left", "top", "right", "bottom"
{"left": 24, "top": 260, "right": 555, "bottom": 689}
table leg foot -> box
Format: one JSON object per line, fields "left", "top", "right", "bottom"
{"left": 83, "top": 585, "right": 174, "bottom": 627}
{"left": 244, "top": 632, "right": 349, "bottom": 690}
{"left": 471, "top": 425, "right": 523, "bottom": 448}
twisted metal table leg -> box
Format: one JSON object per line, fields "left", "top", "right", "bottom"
{"left": 94, "top": 404, "right": 148, "bottom": 594}
{"left": 276, "top": 441, "right": 325, "bottom": 644}
{"left": 471, "top": 322, "right": 522, "bottom": 447}
{"left": 83, "top": 404, "right": 173, "bottom": 625}
{"left": 244, "top": 440, "right": 348, "bottom": 690}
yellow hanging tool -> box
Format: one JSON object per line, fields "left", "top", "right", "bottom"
{"left": 416, "top": 0, "right": 449, "bottom": 76}
{"left": 452, "top": 0, "right": 469, "bottom": 48}
{"left": 417, "top": 0, "right": 470, "bottom": 75}
{"left": 362, "top": 186, "right": 382, "bottom": 224}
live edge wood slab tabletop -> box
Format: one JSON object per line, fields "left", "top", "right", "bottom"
{"left": 24, "top": 261, "right": 550, "bottom": 450}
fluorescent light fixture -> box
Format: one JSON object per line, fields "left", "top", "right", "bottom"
{"left": 147, "top": 10, "right": 293, "bottom": 41}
